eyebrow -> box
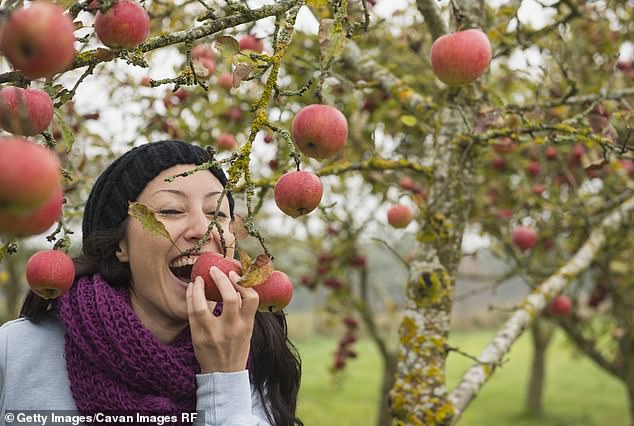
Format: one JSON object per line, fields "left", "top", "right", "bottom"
{"left": 151, "top": 189, "right": 222, "bottom": 198}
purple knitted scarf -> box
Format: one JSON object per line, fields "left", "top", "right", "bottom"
{"left": 57, "top": 273, "right": 199, "bottom": 422}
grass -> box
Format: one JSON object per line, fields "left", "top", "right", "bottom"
{"left": 291, "top": 323, "right": 629, "bottom": 426}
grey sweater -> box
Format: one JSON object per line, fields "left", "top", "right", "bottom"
{"left": 0, "top": 315, "right": 271, "bottom": 425}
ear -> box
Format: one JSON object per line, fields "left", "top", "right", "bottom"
{"left": 115, "top": 237, "right": 129, "bottom": 263}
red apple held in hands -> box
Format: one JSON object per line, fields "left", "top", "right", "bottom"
{"left": 512, "top": 225, "right": 537, "bottom": 251}
{"left": 217, "top": 133, "right": 238, "bottom": 150}
{"left": 0, "top": 2, "right": 76, "bottom": 79}
{"left": 0, "top": 187, "right": 63, "bottom": 236}
{"left": 387, "top": 204, "right": 414, "bottom": 228}
{"left": 239, "top": 35, "right": 264, "bottom": 53}
{"left": 0, "top": 137, "right": 61, "bottom": 215}
{"left": 25, "top": 250, "right": 75, "bottom": 299}
{"left": 190, "top": 252, "right": 243, "bottom": 302}
{"left": 0, "top": 87, "right": 54, "bottom": 136}
{"left": 291, "top": 104, "right": 348, "bottom": 159}
{"left": 254, "top": 270, "right": 293, "bottom": 312}
{"left": 95, "top": 0, "right": 150, "bottom": 49}
{"left": 274, "top": 170, "right": 323, "bottom": 217}
{"left": 548, "top": 295, "right": 572, "bottom": 316}
{"left": 430, "top": 29, "right": 492, "bottom": 86}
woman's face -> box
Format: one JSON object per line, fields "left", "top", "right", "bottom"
{"left": 116, "top": 164, "right": 234, "bottom": 329}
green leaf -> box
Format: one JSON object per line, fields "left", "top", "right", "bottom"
{"left": 54, "top": 109, "right": 75, "bottom": 152}
{"left": 128, "top": 202, "right": 172, "bottom": 241}
{"left": 214, "top": 36, "right": 240, "bottom": 58}
{"left": 400, "top": 115, "right": 418, "bottom": 127}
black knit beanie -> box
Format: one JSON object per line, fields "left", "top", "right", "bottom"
{"left": 82, "top": 140, "right": 234, "bottom": 242}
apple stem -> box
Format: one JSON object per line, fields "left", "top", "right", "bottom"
{"left": 450, "top": 0, "right": 466, "bottom": 30}
{"left": 292, "top": 152, "right": 301, "bottom": 172}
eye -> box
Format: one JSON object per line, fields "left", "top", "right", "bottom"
{"left": 206, "top": 211, "right": 229, "bottom": 219}
{"left": 158, "top": 209, "right": 183, "bottom": 216}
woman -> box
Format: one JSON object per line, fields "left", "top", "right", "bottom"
{"left": 0, "top": 140, "right": 302, "bottom": 425}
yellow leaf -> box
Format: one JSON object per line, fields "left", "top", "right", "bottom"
{"left": 239, "top": 254, "right": 274, "bottom": 288}
{"left": 238, "top": 249, "right": 253, "bottom": 273}
{"left": 128, "top": 202, "right": 172, "bottom": 241}
{"left": 307, "top": 0, "right": 332, "bottom": 19}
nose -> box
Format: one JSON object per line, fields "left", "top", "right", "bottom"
{"left": 184, "top": 211, "right": 225, "bottom": 252}
{"left": 184, "top": 210, "right": 211, "bottom": 242}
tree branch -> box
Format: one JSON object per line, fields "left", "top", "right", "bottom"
{"left": 0, "top": 0, "right": 300, "bottom": 84}
{"left": 416, "top": 0, "right": 448, "bottom": 40}
{"left": 448, "top": 194, "right": 634, "bottom": 423}
{"left": 343, "top": 41, "right": 436, "bottom": 114}
{"left": 557, "top": 317, "right": 622, "bottom": 378}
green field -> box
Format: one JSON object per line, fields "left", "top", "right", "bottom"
{"left": 292, "top": 327, "right": 629, "bottom": 426}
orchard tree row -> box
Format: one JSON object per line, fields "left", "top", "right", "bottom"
{"left": 1, "top": 0, "right": 633, "bottom": 425}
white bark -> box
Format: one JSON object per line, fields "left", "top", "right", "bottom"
{"left": 449, "top": 194, "right": 634, "bottom": 423}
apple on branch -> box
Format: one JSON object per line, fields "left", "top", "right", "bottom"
{"left": 274, "top": 170, "right": 324, "bottom": 217}
{"left": 548, "top": 295, "right": 572, "bottom": 316}
{"left": 430, "top": 29, "right": 492, "bottom": 86}
{"left": 291, "top": 104, "right": 348, "bottom": 159}
{"left": 512, "top": 225, "right": 537, "bottom": 251}
{"left": 239, "top": 35, "right": 264, "bottom": 53}
{"left": 94, "top": 0, "right": 150, "bottom": 49}
{"left": 217, "top": 133, "right": 238, "bottom": 151}
{"left": 0, "top": 137, "right": 62, "bottom": 215}
{"left": 0, "top": 87, "right": 54, "bottom": 136}
{"left": 254, "top": 271, "right": 293, "bottom": 312}
{"left": 0, "top": 187, "right": 63, "bottom": 236}
{"left": 26, "top": 250, "right": 75, "bottom": 299}
{"left": 0, "top": 2, "right": 76, "bottom": 79}
{"left": 387, "top": 204, "right": 414, "bottom": 228}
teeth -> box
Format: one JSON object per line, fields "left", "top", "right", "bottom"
{"left": 169, "top": 256, "right": 197, "bottom": 268}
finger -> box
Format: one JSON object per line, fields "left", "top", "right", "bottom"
{"left": 234, "top": 284, "right": 259, "bottom": 317}
{"left": 188, "top": 275, "right": 214, "bottom": 323}
{"left": 228, "top": 270, "right": 241, "bottom": 285}
{"left": 210, "top": 266, "right": 241, "bottom": 317}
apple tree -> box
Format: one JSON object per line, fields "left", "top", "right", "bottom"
{"left": 1, "top": 0, "right": 634, "bottom": 425}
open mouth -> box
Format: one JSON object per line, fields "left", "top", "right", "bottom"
{"left": 169, "top": 256, "right": 197, "bottom": 283}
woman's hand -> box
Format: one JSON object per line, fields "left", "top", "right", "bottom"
{"left": 186, "top": 266, "right": 259, "bottom": 373}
